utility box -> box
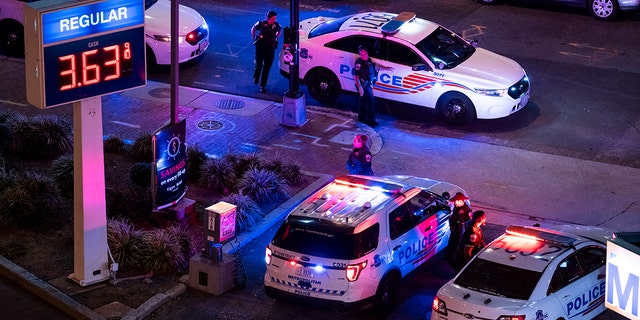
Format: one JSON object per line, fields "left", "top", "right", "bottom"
{"left": 204, "top": 202, "right": 237, "bottom": 245}
{"left": 188, "top": 254, "right": 237, "bottom": 295}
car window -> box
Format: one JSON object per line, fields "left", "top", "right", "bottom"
{"left": 454, "top": 258, "right": 542, "bottom": 300}
{"left": 549, "top": 255, "right": 583, "bottom": 294}
{"left": 271, "top": 220, "right": 380, "bottom": 260}
{"left": 145, "top": 0, "right": 158, "bottom": 10}
{"left": 414, "top": 26, "right": 475, "bottom": 69}
{"left": 384, "top": 40, "right": 425, "bottom": 66}
{"left": 577, "top": 246, "right": 605, "bottom": 274}
{"left": 325, "top": 35, "right": 384, "bottom": 59}
{"left": 407, "top": 191, "right": 441, "bottom": 223}
{"left": 388, "top": 203, "right": 415, "bottom": 239}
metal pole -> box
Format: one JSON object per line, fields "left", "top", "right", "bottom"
{"left": 281, "top": 0, "right": 307, "bottom": 127}
{"left": 170, "top": 0, "right": 179, "bottom": 124}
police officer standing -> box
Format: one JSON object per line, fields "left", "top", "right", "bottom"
{"left": 353, "top": 45, "right": 393, "bottom": 127}
{"left": 251, "top": 11, "right": 281, "bottom": 93}
{"left": 445, "top": 192, "right": 472, "bottom": 267}
{"left": 453, "top": 210, "right": 487, "bottom": 272}
{"left": 346, "top": 134, "right": 374, "bottom": 175}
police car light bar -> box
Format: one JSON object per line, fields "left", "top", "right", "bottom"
{"left": 381, "top": 11, "right": 416, "bottom": 36}
{"left": 506, "top": 225, "right": 577, "bottom": 246}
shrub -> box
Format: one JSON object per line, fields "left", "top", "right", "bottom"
{"left": 129, "top": 132, "right": 153, "bottom": 163}
{"left": 200, "top": 157, "right": 237, "bottom": 194}
{"left": 186, "top": 144, "right": 207, "bottom": 183}
{"left": 50, "top": 155, "right": 74, "bottom": 193}
{"left": 107, "top": 218, "right": 144, "bottom": 269}
{"left": 0, "top": 186, "right": 34, "bottom": 226}
{"left": 165, "top": 223, "right": 202, "bottom": 273}
{"left": 104, "top": 135, "right": 127, "bottom": 153}
{"left": 233, "top": 152, "right": 263, "bottom": 177}
{"left": 220, "top": 193, "right": 264, "bottom": 232}
{"left": 106, "top": 185, "right": 153, "bottom": 221}
{"left": 239, "top": 167, "right": 290, "bottom": 205}
{"left": 129, "top": 162, "right": 152, "bottom": 188}
{"left": 139, "top": 228, "right": 184, "bottom": 274}
{"left": 7, "top": 115, "right": 73, "bottom": 159}
{"left": 264, "top": 156, "right": 304, "bottom": 186}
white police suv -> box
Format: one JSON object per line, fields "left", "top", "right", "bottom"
{"left": 279, "top": 12, "right": 530, "bottom": 125}
{"left": 431, "top": 225, "right": 615, "bottom": 320}
{"left": 264, "top": 174, "right": 468, "bottom": 312}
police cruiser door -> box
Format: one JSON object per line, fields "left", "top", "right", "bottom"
{"left": 387, "top": 191, "right": 440, "bottom": 276}
{"left": 546, "top": 246, "right": 607, "bottom": 319}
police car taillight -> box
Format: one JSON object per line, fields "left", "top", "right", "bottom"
{"left": 432, "top": 296, "right": 447, "bottom": 315}
{"left": 265, "top": 247, "right": 272, "bottom": 265}
{"left": 497, "top": 315, "right": 525, "bottom": 320}
{"left": 345, "top": 261, "right": 367, "bottom": 282}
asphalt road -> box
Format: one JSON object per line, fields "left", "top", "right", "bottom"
{"left": 154, "top": 0, "right": 640, "bottom": 169}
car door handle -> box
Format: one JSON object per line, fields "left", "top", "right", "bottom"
{"left": 424, "top": 225, "right": 432, "bottom": 232}
{"left": 598, "top": 273, "right": 605, "bottom": 280}
{"left": 393, "top": 245, "right": 401, "bottom": 251}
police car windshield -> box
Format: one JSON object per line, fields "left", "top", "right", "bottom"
{"left": 415, "top": 26, "right": 475, "bottom": 69}
{"left": 308, "top": 15, "right": 354, "bottom": 39}
{"left": 145, "top": 0, "right": 158, "bottom": 10}
{"left": 454, "top": 258, "right": 541, "bottom": 300}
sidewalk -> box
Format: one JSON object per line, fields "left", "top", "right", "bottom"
{"left": 1, "top": 81, "right": 638, "bottom": 319}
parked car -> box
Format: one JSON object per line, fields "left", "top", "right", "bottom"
{"left": 477, "top": 0, "right": 640, "bottom": 21}
{"left": 279, "top": 11, "right": 530, "bottom": 125}
{"left": 264, "top": 174, "right": 467, "bottom": 313}
{"left": 0, "top": 0, "right": 209, "bottom": 65}
{"left": 431, "top": 224, "right": 616, "bottom": 320}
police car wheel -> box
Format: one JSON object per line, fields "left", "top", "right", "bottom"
{"left": 589, "top": 0, "right": 620, "bottom": 21}
{"left": 306, "top": 68, "right": 341, "bottom": 103}
{"left": 0, "top": 20, "right": 24, "bottom": 57}
{"left": 374, "top": 274, "right": 399, "bottom": 314}
{"left": 437, "top": 92, "right": 476, "bottom": 126}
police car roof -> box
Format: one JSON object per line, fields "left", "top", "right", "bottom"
{"left": 338, "top": 12, "right": 439, "bottom": 45}
{"left": 477, "top": 225, "right": 612, "bottom": 272}
{"left": 288, "top": 175, "right": 412, "bottom": 230}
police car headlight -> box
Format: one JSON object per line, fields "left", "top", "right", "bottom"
{"left": 475, "top": 88, "right": 506, "bottom": 97}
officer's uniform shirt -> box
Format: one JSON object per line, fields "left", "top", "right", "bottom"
{"left": 253, "top": 20, "right": 281, "bottom": 49}
{"left": 347, "top": 146, "right": 373, "bottom": 175}
{"left": 354, "top": 58, "right": 376, "bottom": 86}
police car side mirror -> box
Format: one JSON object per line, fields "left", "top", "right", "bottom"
{"left": 469, "top": 39, "right": 478, "bottom": 47}
{"left": 412, "top": 63, "right": 430, "bottom": 72}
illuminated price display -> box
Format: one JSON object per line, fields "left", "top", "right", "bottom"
{"left": 42, "top": 27, "right": 145, "bottom": 107}
{"left": 25, "top": 0, "right": 146, "bottom": 109}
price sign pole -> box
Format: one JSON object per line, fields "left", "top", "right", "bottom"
{"left": 24, "top": 0, "right": 146, "bottom": 286}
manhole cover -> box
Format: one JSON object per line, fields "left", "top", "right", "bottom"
{"left": 197, "top": 120, "right": 224, "bottom": 131}
{"left": 215, "top": 99, "right": 245, "bottom": 109}
{"left": 148, "top": 88, "right": 172, "bottom": 98}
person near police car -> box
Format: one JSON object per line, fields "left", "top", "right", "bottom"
{"left": 251, "top": 10, "right": 281, "bottom": 93}
{"left": 445, "top": 192, "right": 472, "bottom": 267}
{"left": 353, "top": 45, "right": 393, "bottom": 127}
{"left": 346, "top": 134, "right": 373, "bottom": 176}
{"left": 453, "top": 210, "right": 487, "bottom": 272}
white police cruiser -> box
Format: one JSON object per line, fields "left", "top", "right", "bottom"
{"left": 279, "top": 12, "right": 530, "bottom": 125}
{"left": 264, "top": 174, "right": 467, "bottom": 312}
{"left": 431, "top": 224, "right": 616, "bottom": 320}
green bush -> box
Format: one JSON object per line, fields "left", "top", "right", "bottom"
{"left": 129, "top": 162, "right": 152, "bottom": 188}
{"left": 0, "top": 186, "right": 34, "bottom": 226}
{"left": 50, "top": 155, "right": 74, "bottom": 193}
{"left": 220, "top": 193, "right": 264, "bottom": 232}
{"left": 107, "top": 218, "right": 144, "bottom": 269}
{"left": 233, "top": 152, "right": 263, "bottom": 177}
{"left": 129, "top": 132, "right": 153, "bottom": 163}
{"left": 200, "top": 157, "right": 237, "bottom": 194}
{"left": 239, "top": 167, "right": 290, "bottom": 205}
{"left": 104, "top": 135, "right": 127, "bottom": 154}
{"left": 7, "top": 115, "right": 73, "bottom": 159}
{"left": 264, "top": 156, "right": 304, "bottom": 186}
{"left": 139, "top": 228, "right": 185, "bottom": 275}
{"left": 186, "top": 144, "right": 207, "bottom": 183}
{"left": 165, "top": 223, "right": 201, "bottom": 273}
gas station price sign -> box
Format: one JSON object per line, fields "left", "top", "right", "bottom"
{"left": 25, "top": 0, "right": 146, "bottom": 109}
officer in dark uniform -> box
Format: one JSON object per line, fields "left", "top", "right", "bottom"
{"left": 353, "top": 45, "right": 393, "bottom": 127}
{"left": 346, "top": 134, "right": 374, "bottom": 175}
{"left": 453, "top": 210, "right": 486, "bottom": 272}
{"left": 445, "top": 192, "right": 472, "bottom": 267}
{"left": 251, "top": 11, "right": 281, "bottom": 93}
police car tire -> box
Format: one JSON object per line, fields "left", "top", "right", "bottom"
{"left": 437, "top": 92, "right": 476, "bottom": 126}
{"left": 374, "top": 274, "right": 400, "bottom": 314}
{"left": 0, "top": 20, "right": 24, "bottom": 57}
{"left": 305, "top": 68, "right": 341, "bottom": 103}
{"left": 589, "top": 0, "right": 620, "bottom": 21}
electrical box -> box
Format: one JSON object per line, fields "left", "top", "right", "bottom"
{"left": 204, "top": 202, "right": 237, "bottom": 245}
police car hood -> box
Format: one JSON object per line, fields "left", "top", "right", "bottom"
{"left": 145, "top": 0, "right": 204, "bottom": 37}
{"left": 436, "top": 283, "right": 529, "bottom": 319}
{"left": 452, "top": 48, "right": 525, "bottom": 88}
